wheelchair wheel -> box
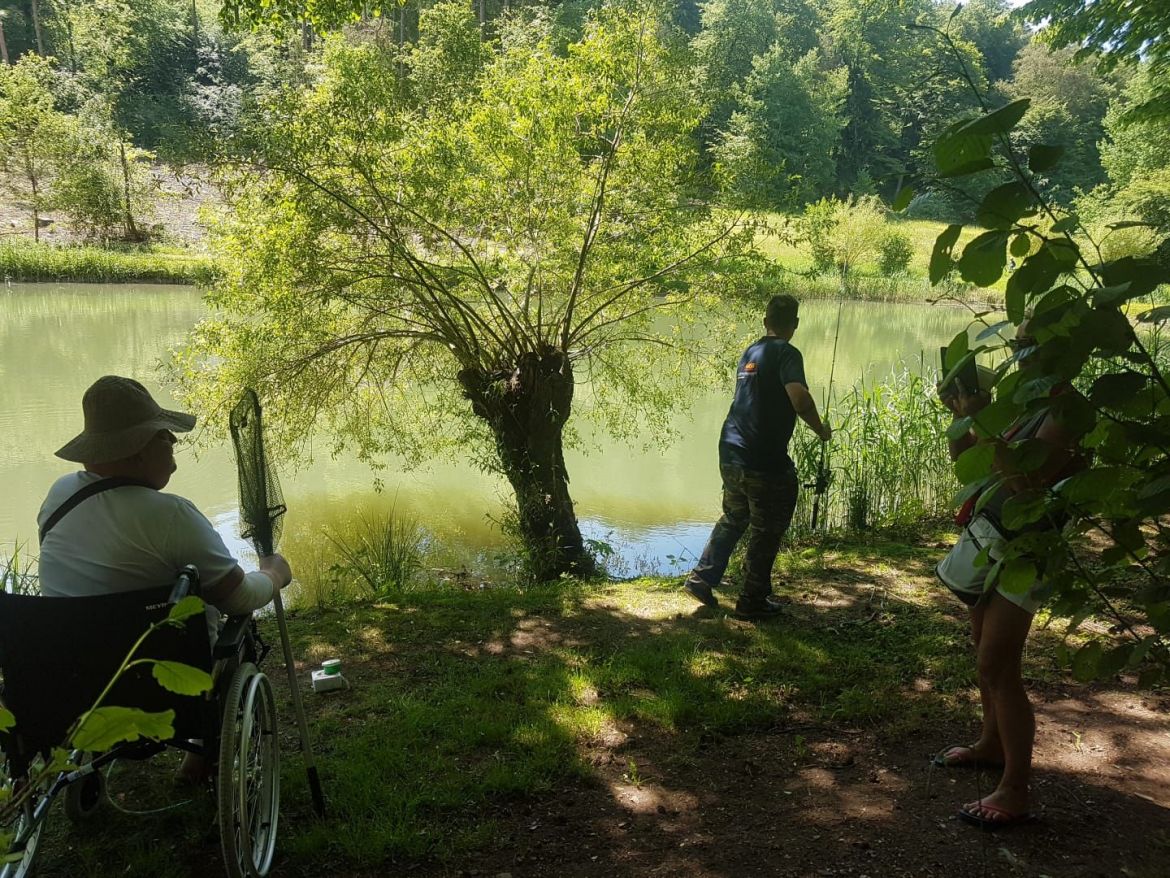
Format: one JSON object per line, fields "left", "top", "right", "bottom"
{"left": 0, "top": 762, "right": 52, "bottom": 878}
{"left": 63, "top": 755, "right": 105, "bottom": 824}
{"left": 217, "top": 663, "right": 280, "bottom": 878}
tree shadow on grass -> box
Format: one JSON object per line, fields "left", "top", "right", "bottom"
{"left": 28, "top": 558, "right": 1170, "bottom": 878}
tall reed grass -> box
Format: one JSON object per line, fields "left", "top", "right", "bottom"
{"left": 0, "top": 542, "right": 39, "bottom": 595}
{"left": 789, "top": 366, "right": 954, "bottom": 534}
{"left": 0, "top": 241, "right": 217, "bottom": 285}
{"left": 317, "top": 508, "right": 427, "bottom": 602}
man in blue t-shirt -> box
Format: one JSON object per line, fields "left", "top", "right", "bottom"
{"left": 683, "top": 295, "right": 831, "bottom": 617}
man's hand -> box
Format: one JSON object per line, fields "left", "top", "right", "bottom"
{"left": 941, "top": 386, "right": 990, "bottom": 417}
{"left": 817, "top": 422, "right": 832, "bottom": 443}
{"left": 259, "top": 553, "right": 293, "bottom": 589}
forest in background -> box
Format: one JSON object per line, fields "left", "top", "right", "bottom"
{"left": 0, "top": 0, "right": 1166, "bottom": 245}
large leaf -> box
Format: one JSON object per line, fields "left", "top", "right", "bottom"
{"left": 976, "top": 182, "right": 1035, "bottom": 230}
{"left": 1090, "top": 372, "right": 1148, "bottom": 408}
{"left": 1137, "top": 305, "right": 1170, "bottom": 324}
{"left": 72, "top": 707, "right": 175, "bottom": 752}
{"left": 1000, "top": 491, "right": 1049, "bottom": 531}
{"left": 891, "top": 185, "right": 914, "bottom": 212}
{"left": 151, "top": 660, "right": 213, "bottom": 696}
{"left": 0, "top": 708, "right": 13, "bottom": 733}
{"left": 957, "top": 230, "right": 1010, "bottom": 287}
{"left": 1071, "top": 642, "right": 1102, "bottom": 682}
{"left": 999, "top": 559, "right": 1036, "bottom": 596}
{"left": 958, "top": 98, "right": 1031, "bottom": 136}
{"left": 934, "top": 120, "right": 994, "bottom": 177}
{"left": 929, "top": 224, "right": 963, "bottom": 284}
{"left": 1028, "top": 144, "right": 1064, "bottom": 173}
{"left": 955, "top": 443, "right": 995, "bottom": 484}
{"left": 167, "top": 595, "right": 205, "bottom": 624}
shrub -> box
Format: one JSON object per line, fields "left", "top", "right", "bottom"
{"left": 877, "top": 228, "right": 913, "bottom": 276}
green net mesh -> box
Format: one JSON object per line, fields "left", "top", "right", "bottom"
{"left": 228, "top": 389, "right": 286, "bottom": 556}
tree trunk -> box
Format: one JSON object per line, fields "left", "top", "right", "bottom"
{"left": 118, "top": 140, "right": 140, "bottom": 241}
{"left": 0, "top": 18, "right": 10, "bottom": 64}
{"left": 30, "top": 0, "right": 44, "bottom": 55}
{"left": 477, "top": 0, "right": 485, "bottom": 31}
{"left": 458, "top": 351, "right": 596, "bottom": 581}
{"left": 27, "top": 153, "right": 39, "bottom": 243}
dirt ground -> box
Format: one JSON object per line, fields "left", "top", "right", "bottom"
{"left": 294, "top": 575, "right": 1170, "bottom": 878}
{"left": 383, "top": 686, "right": 1168, "bottom": 878}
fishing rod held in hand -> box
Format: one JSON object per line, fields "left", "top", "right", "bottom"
{"left": 809, "top": 296, "right": 844, "bottom": 532}
{"left": 229, "top": 389, "right": 326, "bottom": 818}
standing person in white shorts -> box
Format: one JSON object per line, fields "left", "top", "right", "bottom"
{"left": 934, "top": 326, "right": 1085, "bottom": 830}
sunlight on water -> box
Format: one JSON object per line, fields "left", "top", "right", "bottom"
{"left": 0, "top": 283, "right": 974, "bottom": 576}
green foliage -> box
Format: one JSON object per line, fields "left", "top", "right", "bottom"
{"left": 877, "top": 227, "right": 913, "bottom": 276}
{"left": 715, "top": 47, "right": 848, "bottom": 208}
{"left": 917, "top": 27, "right": 1170, "bottom": 685}
{"left": 789, "top": 367, "right": 954, "bottom": 533}
{"left": 797, "top": 194, "right": 890, "bottom": 289}
{"left": 1004, "top": 43, "right": 1119, "bottom": 202}
{"left": 180, "top": 1, "right": 745, "bottom": 579}
{"left": 0, "top": 240, "right": 216, "bottom": 283}
{"left": 0, "top": 54, "right": 73, "bottom": 240}
{"left": 1019, "top": 0, "right": 1170, "bottom": 121}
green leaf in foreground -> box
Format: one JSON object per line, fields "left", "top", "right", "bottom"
{"left": 929, "top": 223, "right": 963, "bottom": 284}
{"left": 0, "top": 708, "right": 13, "bottom": 733}
{"left": 955, "top": 443, "right": 995, "bottom": 484}
{"left": 151, "top": 660, "right": 213, "bottom": 696}
{"left": 167, "top": 595, "right": 205, "bottom": 623}
{"left": 1071, "top": 642, "right": 1102, "bottom": 682}
{"left": 1028, "top": 143, "right": 1064, "bottom": 173}
{"left": 72, "top": 707, "right": 175, "bottom": 752}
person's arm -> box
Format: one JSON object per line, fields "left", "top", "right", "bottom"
{"left": 785, "top": 382, "right": 831, "bottom": 442}
{"left": 203, "top": 554, "right": 292, "bottom": 609}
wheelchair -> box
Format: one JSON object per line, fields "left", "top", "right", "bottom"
{"left": 0, "top": 566, "right": 281, "bottom": 878}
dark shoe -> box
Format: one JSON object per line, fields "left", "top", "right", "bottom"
{"left": 682, "top": 577, "right": 717, "bottom": 608}
{"left": 734, "top": 595, "right": 785, "bottom": 619}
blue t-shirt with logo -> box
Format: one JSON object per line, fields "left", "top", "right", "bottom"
{"left": 718, "top": 336, "right": 807, "bottom": 473}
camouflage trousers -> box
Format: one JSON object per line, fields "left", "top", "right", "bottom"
{"left": 690, "top": 463, "right": 799, "bottom": 601}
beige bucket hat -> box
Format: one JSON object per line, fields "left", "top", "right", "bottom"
{"left": 56, "top": 375, "right": 196, "bottom": 464}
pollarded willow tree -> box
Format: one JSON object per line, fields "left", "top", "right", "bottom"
{"left": 179, "top": 1, "right": 749, "bottom": 580}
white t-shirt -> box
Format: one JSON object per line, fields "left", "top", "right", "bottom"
{"left": 37, "top": 472, "right": 238, "bottom": 635}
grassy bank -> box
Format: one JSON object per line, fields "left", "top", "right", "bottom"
{"left": 0, "top": 240, "right": 218, "bottom": 285}
{"left": 30, "top": 530, "right": 1115, "bottom": 877}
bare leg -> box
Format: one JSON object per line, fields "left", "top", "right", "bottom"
{"left": 964, "top": 592, "right": 1035, "bottom": 818}
{"left": 966, "top": 602, "right": 1005, "bottom": 763}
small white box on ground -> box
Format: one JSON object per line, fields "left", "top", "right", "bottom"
{"left": 311, "top": 667, "right": 349, "bottom": 693}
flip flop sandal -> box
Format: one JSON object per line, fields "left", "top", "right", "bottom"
{"left": 931, "top": 744, "right": 1005, "bottom": 770}
{"left": 958, "top": 801, "right": 1036, "bottom": 831}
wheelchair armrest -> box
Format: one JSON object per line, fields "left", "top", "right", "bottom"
{"left": 213, "top": 614, "right": 252, "bottom": 661}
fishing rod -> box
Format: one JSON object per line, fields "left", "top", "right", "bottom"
{"left": 809, "top": 294, "right": 844, "bottom": 531}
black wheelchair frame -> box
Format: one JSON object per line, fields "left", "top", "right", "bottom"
{"left": 0, "top": 566, "right": 282, "bottom": 878}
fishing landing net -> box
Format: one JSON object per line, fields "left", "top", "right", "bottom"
{"left": 228, "top": 389, "right": 286, "bottom": 557}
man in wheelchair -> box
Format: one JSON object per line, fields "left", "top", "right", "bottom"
{"left": 0, "top": 376, "right": 292, "bottom": 877}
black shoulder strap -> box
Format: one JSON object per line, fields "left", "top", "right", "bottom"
{"left": 39, "top": 477, "right": 153, "bottom": 545}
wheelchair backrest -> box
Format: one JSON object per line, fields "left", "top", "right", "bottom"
{"left": 0, "top": 585, "right": 214, "bottom": 755}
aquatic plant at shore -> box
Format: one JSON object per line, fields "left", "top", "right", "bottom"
{"left": 789, "top": 366, "right": 954, "bottom": 534}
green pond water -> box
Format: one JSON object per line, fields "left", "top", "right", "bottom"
{"left": 0, "top": 283, "right": 972, "bottom": 577}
